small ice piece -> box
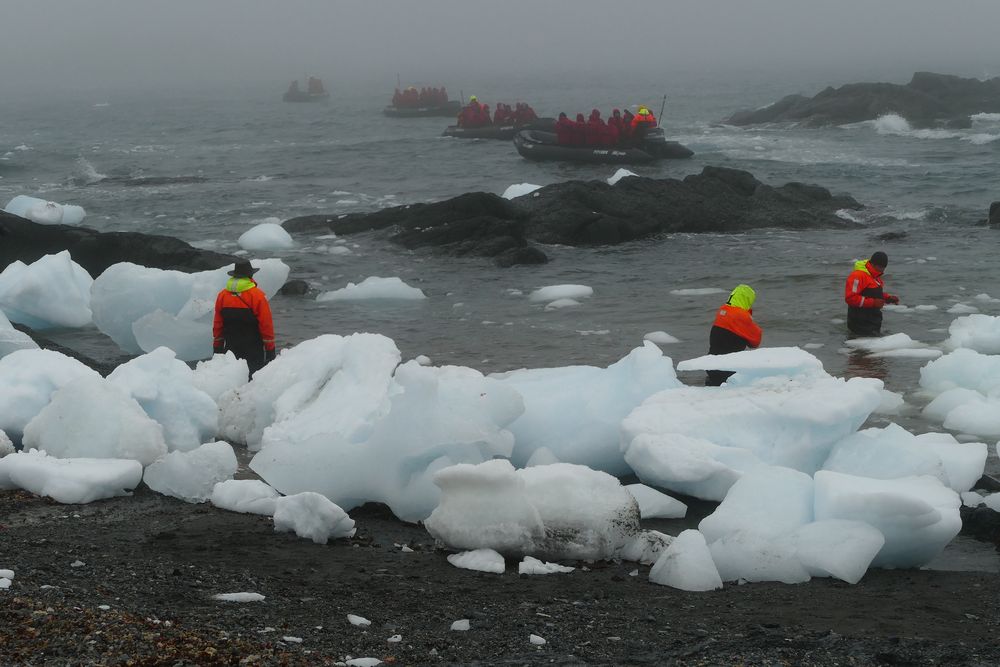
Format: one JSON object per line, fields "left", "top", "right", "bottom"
{"left": 607, "top": 168, "right": 638, "bottom": 185}
{"left": 191, "top": 352, "right": 249, "bottom": 404}
{"left": 316, "top": 276, "right": 426, "bottom": 301}
{"left": 625, "top": 484, "right": 687, "bottom": 519}
{"left": 447, "top": 549, "right": 505, "bottom": 574}
{"left": 943, "top": 314, "right": 1000, "bottom": 354}
{"left": 451, "top": 619, "right": 471, "bottom": 631}
{"left": 501, "top": 183, "right": 542, "bottom": 199}
{"left": 0, "top": 431, "right": 13, "bottom": 458}
{"left": 414, "top": 355, "right": 431, "bottom": 366}
{"left": 529, "top": 634, "right": 546, "bottom": 645}
{"left": 346, "top": 659, "right": 382, "bottom": 667}
{"left": 282, "top": 636, "right": 302, "bottom": 643}
{"left": 984, "top": 493, "right": 1000, "bottom": 512}
{"left": 143, "top": 442, "right": 239, "bottom": 503}
{"left": 237, "top": 221, "right": 294, "bottom": 251}
{"left": 844, "top": 333, "right": 928, "bottom": 354}
{"left": 961, "top": 491, "right": 985, "bottom": 507}
{"left": 783, "top": 520, "right": 885, "bottom": 584}
{"left": 387, "top": 634, "right": 402, "bottom": 643}
{"left": 545, "top": 298, "right": 580, "bottom": 310}
{"left": 518, "top": 556, "right": 574, "bottom": 575}
{"left": 0, "top": 309, "right": 38, "bottom": 359}
{"left": 528, "top": 284, "right": 593, "bottom": 303}
{"left": 70, "top": 560, "right": 85, "bottom": 568}
{"left": 347, "top": 614, "right": 371, "bottom": 627}
{"left": 648, "top": 529, "right": 723, "bottom": 591}
{"left": 618, "top": 530, "right": 673, "bottom": 565}
{"left": 874, "top": 389, "right": 905, "bottom": 414}
{"left": 4, "top": 195, "right": 86, "bottom": 226}
{"left": 643, "top": 331, "right": 680, "bottom": 345}
{"left": 211, "top": 479, "right": 280, "bottom": 516}
{"left": 0, "top": 578, "right": 11, "bottom": 589}
{"left": 870, "top": 348, "right": 942, "bottom": 360}
{"left": 212, "top": 592, "right": 265, "bottom": 602}
{"left": 947, "top": 303, "right": 979, "bottom": 315}
{"left": 0, "top": 251, "right": 93, "bottom": 329}
{"left": 0, "top": 450, "right": 142, "bottom": 504}
{"left": 272, "top": 492, "right": 356, "bottom": 544}
{"left": 669, "top": 288, "right": 725, "bottom": 296}
{"left": 98, "top": 604, "right": 111, "bottom": 610}
{"left": 0, "top": 569, "right": 13, "bottom": 579}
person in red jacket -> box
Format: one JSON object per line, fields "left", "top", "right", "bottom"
{"left": 213, "top": 260, "right": 276, "bottom": 376}
{"left": 631, "top": 105, "right": 657, "bottom": 143}
{"left": 845, "top": 251, "right": 899, "bottom": 336}
{"left": 585, "top": 109, "right": 606, "bottom": 147}
{"left": 555, "top": 112, "right": 575, "bottom": 145}
{"left": 706, "top": 284, "right": 762, "bottom": 386}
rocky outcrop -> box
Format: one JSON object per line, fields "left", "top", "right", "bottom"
{"left": 724, "top": 72, "right": 1000, "bottom": 128}
{"left": 988, "top": 202, "right": 1000, "bottom": 227}
{"left": 0, "top": 211, "right": 239, "bottom": 277}
{"left": 284, "top": 167, "right": 861, "bottom": 262}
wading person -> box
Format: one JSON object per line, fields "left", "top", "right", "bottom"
{"left": 844, "top": 251, "right": 899, "bottom": 337}
{"left": 213, "top": 260, "right": 276, "bottom": 376}
{"left": 706, "top": 284, "right": 762, "bottom": 387}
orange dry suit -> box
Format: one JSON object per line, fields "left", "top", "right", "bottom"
{"left": 706, "top": 284, "right": 762, "bottom": 386}
{"left": 844, "top": 260, "right": 896, "bottom": 336}
{"left": 213, "top": 277, "right": 275, "bottom": 375}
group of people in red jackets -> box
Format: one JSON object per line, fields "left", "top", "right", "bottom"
{"left": 555, "top": 106, "right": 657, "bottom": 148}
{"left": 392, "top": 86, "right": 449, "bottom": 108}
{"left": 456, "top": 96, "right": 539, "bottom": 128}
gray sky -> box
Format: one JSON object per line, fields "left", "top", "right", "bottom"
{"left": 2, "top": 0, "right": 999, "bottom": 93}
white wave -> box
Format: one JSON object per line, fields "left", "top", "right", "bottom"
{"left": 887, "top": 208, "right": 928, "bottom": 221}
{"left": 74, "top": 157, "right": 107, "bottom": 183}
{"left": 835, "top": 209, "right": 864, "bottom": 223}
{"left": 964, "top": 133, "right": 1000, "bottom": 145}
{"left": 249, "top": 175, "right": 273, "bottom": 182}
{"left": 93, "top": 103, "right": 110, "bottom": 108}
{"left": 873, "top": 113, "right": 911, "bottom": 134}
{"left": 971, "top": 112, "right": 1000, "bottom": 122}
{"left": 14, "top": 145, "right": 31, "bottom": 151}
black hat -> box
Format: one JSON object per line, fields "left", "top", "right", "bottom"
{"left": 227, "top": 260, "right": 259, "bottom": 277}
{"left": 870, "top": 251, "right": 888, "bottom": 268}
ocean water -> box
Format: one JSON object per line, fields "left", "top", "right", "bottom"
{"left": 2, "top": 72, "right": 999, "bottom": 447}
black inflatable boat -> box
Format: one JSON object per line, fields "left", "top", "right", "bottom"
{"left": 513, "top": 128, "right": 693, "bottom": 163}
{"left": 442, "top": 118, "right": 556, "bottom": 140}
{"left": 383, "top": 100, "right": 462, "bottom": 118}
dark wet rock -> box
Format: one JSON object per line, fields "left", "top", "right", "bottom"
{"left": 960, "top": 505, "right": 1000, "bottom": 549}
{"left": 989, "top": 202, "right": 1000, "bottom": 227}
{"left": 277, "top": 279, "right": 310, "bottom": 296}
{"left": 724, "top": 72, "right": 1000, "bottom": 128}
{"left": 873, "top": 231, "right": 907, "bottom": 242}
{"left": 284, "top": 168, "right": 861, "bottom": 264}
{"left": 0, "top": 211, "right": 238, "bottom": 277}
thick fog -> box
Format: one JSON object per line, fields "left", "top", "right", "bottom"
{"left": 2, "top": 0, "right": 999, "bottom": 94}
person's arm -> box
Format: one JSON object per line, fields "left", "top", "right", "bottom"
{"left": 844, "top": 273, "right": 884, "bottom": 308}
{"left": 252, "top": 291, "right": 276, "bottom": 362}
{"left": 212, "top": 293, "right": 226, "bottom": 353}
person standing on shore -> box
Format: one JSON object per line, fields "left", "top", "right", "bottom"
{"left": 213, "top": 260, "right": 276, "bottom": 376}
{"left": 844, "top": 251, "right": 899, "bottom": 337}
{"left": 705, "top": 284, "right": 762, "bottom": 387}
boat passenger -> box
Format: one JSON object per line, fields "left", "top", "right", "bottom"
{"left": 620, "top": 110, "right": 635, "bottom": 145}
{"left": 705, "top": 284, "right": 762, "bottom": 387}
{"left": 555, "top": 112, "right": 575, "bottom": 145}
{"left": 586, "top": 110, "right": 606, "bottom": 147}
{"left": 631, "top": 105, "right": 657, "bottom": 142}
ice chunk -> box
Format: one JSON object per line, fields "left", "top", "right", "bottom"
{"left": 944, "top": 403, "right": 1000, "bottom": 438}
{"left": 0, "top": 449, "right": 142, "bottom": 503}
{"left": 143, "top": 442, "right": 238, "bottom": 503}
{"left": 518, "top": 556, "right": 574, "bottom": 574}
{"left": 870, "top": 348, "right": 942, "bottom": 360}
{"left": 524, "top": 447, "right": 560, "bottom": 467}
{"left": 0, "top": 430, "right": 13, "bottom": 457}
{"left": 923, "top": 388, "right": 986, "bottom": 423}
{"left": 91, "top": 259, "right": 288, "bottom": 359}
{"left": 544, "top": 298, "right": 580, "bottom": 309}
{"left": 844, "top": 333, "right": 928, "bottom": 354}
{"left": 822, "top": 423, "right": 987, "bottom": 492}
{"left": 211, "top": 479, "right": 280, "bottom": 515}
{"left": 447, "top": 549, "right": 505, "bottom": 574}
{"left": 107, "top": 347, "right": 219, "bottom": 452}
{"left": 528, "top": 284, "right": 592, "bottom": 303}
{"left": 213, "top": 592, "right": 265, "bottom": 602}
{"left": 669, "top": 288, "right": 725, "bottom": 296}
{"left": 961, "top": 490, "right": 984, "bottom": 507}
{"left": 316, "top": 276, "right": 426, "bottom": 301}
{"left": 347, "top": 614, "right": 371, "bottom": 627}
{"left": 618, "top": 530, "right": 673, "bottom": 565}
{"left": 643, "top": 331, "right": 679, "bottom": 345}
{"left": 0, "top": 308, "right": 38, "bottom": 358}
{"left": 4, "top": 195, "right": 86, "bottom": 225}
{"left": 607, "top": 168, "right": 638, "bottom": 185}
{"left": 529, "top": 634, "right": 546, "bottom": 645}
{"left": 947, "top": 303, "right": 979, "bottom": 315}
{"left": 984, "top": 493, "right": 1000, "bottom": 512}
{"left": 676, "top": 346, "right": 825, "bottom": 383}
{"left": 191, "top": 352, "right": 248, "bottom": 404}
{"left": 496, "top": 342, "right": 681, "bottom": 475}
{"left": 0, "top": 252, "right": 92, "bottom": 329}
{"left": 782, "top": 520, "right": 884, "bottom": 584}
{"left": 0, "top": 349, "right": 102, "bottom": 443}
{"left": 699, "top": 467, "right": 814, "bottom": 543}
{"left": 22, "top": 377, "right": 167, "bottom": 466}
{"left": 625, "top": 483, "right": 687, "bottom": 519}
{"left": 272, "top": 492, "right": 356, "bottom": 544}
{"left": 451, "top": 619, "right": 470, "bottom": 631}
{"left": 814, "top": 471, "right": 961, "bottom": 568}
{"left": 708, "top": 530, "right": 810, "bottom": 584}
{"left": 943, "top": 314, "right": 1000, "bottom": 354}
{"left": 238, "top": 221, "right": 294, "bottom": 251}
{"left": 501, "top": 183, "right": 542, "bottom": 199}
{"left": 648, "top": 529, "right": 723, "bottom": 591}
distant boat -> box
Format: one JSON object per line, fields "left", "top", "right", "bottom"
{"left": 513, "top": 128, "right": 693, "bottom": 164}
{"left": 383, "top": 99, "right": 461, "bottom": 118}
{"left": 283, "top": 77, "right": 329, "bottom": 103}
{"left": 443, "top": 118, "right": 556, "bottom": 140}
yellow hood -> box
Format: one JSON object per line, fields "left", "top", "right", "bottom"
{"left": 728, "top": 284, "right": 756, "bottom": 310}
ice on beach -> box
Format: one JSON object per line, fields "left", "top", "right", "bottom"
{"left": 347, "top": 614, "right": 372, "bottom": 627}
{"left": 0, "top": 349, "right": 102, "bottom": 443}
{"left": 648, "top": 529, "right": 723, "bottom": 592}
{"left": 619, "top": 530, "right": 673, "bottom": 565}
{"left": 943, "top": 314, "right": 1000, "bottom": 354}
{"left": 22, "top": 376, "right": 167, "bottom": 466}
{"left": 528, "top": 284, "right": 593, "bottom": 303}
{"left": 447, "top": 549, "right": 506, "bottom": 574}
{"left": 108, "top": 347, "right": 219, "bottom": 452}
{"left": 962, "top": 491, "right": 985, "bottom": 507}
{"left": 345, "top": 659, "right": 382, "bottom": 667}
{"left": 91, "top": 259, "right": 289, "bottom": 359}
{"left": 0, "top": 569, "right": 13, "bottom": 579}
{"left": 426, "top": 460, "right": 640, "bottom": 561}
{"left": 0, "top": 251, "right": 93, "bottom": 329}
{"left": 0, "top": 431, "right": 13, "bottom": 457}
{"left": 607, "top": 168, "right": 638, "bottom": 185}
{"left": 246, "top": 336, "right": 521, "bottom": 521}
{"left": 524, "top": 447, "right": 560, "bottom": 467}
{"left": 501, "top": 183, "right": 542, "bottom": 199}
{"left": 211, "top": 479, "right": 280, "bottom": 516}
{"left": 518, "top": 556, "right": 574, "bottom": 574}
{"left": 4, "top": 195, "right": 86, "bottom": 226}
{"left": 669, "top": 288, "right": 725, "bottom": 296}
{"left": 191, "top": 352, "right": 248, "bottom": 404}
{"left": 212, "top": 592, "right": 265, "bottom": 602}
{"left": 708, "top": 531, "right": 810, "bottom": 584}
{"left": 814, "top": 471, "right": 961, "bottom": 568}
{"left": 143, "top": 441, "right": 238, "bottom": 503}
{"left": 821, "top": 423, "right": 987, "bottom": 493}
{"left": 676, "top": 346, "right": 825, "bottom": 382}
{"left": 0, "top": 309, "right": 38, "bottom": 359}
{"left": 644, "top": 331, "right": 679, "bottom": 345}
{"left": 919, "top": 349, "right": 1000, "bottom": 436}
{"left": 785, "top": 520, "right": 885, "bottom": 585}
{"left": 451, "top": 619, "right": 471, "bottom": 631}
{"left": 529, "top": 634, "right": 546, "bottom": 646}
{"left": 316, "top": 276, "right": 426, "bottom": 301}
{"left": 0, "top": 578, "right": 10, "bottom": 590}
{"left": 700, "top": 467, "right": 814, "bottom": 544}
{"left": 237, "top": 221, "right": 294, "bottom": 251}
{"left": 272, "top": 491, "right": 355, "bottom": 544}
{"left": 625, "top": 483, "right": 687, "bottom": 519}
{"left": 0, "top": 449, "right": 142, "bottom": 504}
{"left": 496, "top": 342, "right": 681, "bottom": 475}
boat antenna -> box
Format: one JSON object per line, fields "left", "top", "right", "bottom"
{"left": 657, "top": 94, "right": 667, "bottom": 127}
{"left": 397, "top": 72, "right": 401, "bottom": 89}
{"left": 460, "top": 89, "right": 464, "bottom": 104}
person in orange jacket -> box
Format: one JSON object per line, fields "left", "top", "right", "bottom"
{"left": 706, "top": 284, "right": 762, "bottom": 386}
{"left": 844, "top": 251, "right": 899, "bottom": 337}
{"left": 213, "top": 260, "right": 276, "bottom": 376}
